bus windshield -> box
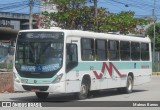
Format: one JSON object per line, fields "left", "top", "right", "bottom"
{"left": 15, "top": 32, "right": 64, "bottom": 73}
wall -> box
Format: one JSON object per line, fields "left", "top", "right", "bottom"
{"left": 10, "top": 20, "right": 20, "bottom": 30}
{"left": 0, "top": 72, "right": 13, "bottom": 93}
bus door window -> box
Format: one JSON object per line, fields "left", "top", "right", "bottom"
{"left": 66, "top": 44, "right": 78, "bottom": 72}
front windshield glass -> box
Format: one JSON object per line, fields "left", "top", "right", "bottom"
{"left": 15, "top": 32, "right": 64, "bottom": 73}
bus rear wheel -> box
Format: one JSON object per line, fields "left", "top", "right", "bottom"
{"left": 117, "top": 75, "right": 133, "bottom": 94}
{"left": 35, "top": 92, "right": 49, "bottom": 99}
{"left": 77, "top": 79, "right": 89, "bottom": 100}
{"left": 125, "top": 75, "right": 133, "bottom": 93}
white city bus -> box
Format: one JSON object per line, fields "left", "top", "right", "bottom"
{"left": 13, "top": 29, "right": 152, "bottom": 99}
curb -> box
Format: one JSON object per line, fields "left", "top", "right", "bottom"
{"left": 152, "top": 72, "right": 160, "bottom": 75}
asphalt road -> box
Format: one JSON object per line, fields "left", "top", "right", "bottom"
{"left": 0, "top": 75, "right": 160, "bottom": 110}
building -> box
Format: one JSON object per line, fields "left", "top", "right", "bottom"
{"left": 0, "top": 12, "right": 37, "bottom": 66}
{"left": 40, "top": 0, "right": 57, "bottom": 13}
{"left": 39, "top": 0, "right": 58, "bottom": 28}
{"left": 0, "top": 12, "right": 37, "bottom": 42}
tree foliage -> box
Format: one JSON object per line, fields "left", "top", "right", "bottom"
{"left": 145, "top": 23, "right": 160, "bottom": 51}
{"left": 33, "top": 14, "right": 50, "bottom": 28}
{"left": 99, "top": 11, "right": 148, "bottom": 34}
{"left": 34, "top": 0, "right": 148, "bottom": 34}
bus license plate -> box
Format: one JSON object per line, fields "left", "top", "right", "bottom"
{"left": 31, "top": 89, "right": 40, "bottom": 92}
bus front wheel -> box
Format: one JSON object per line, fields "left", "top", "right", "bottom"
{"left": 77, "top": 79, "right": 89, "bottom": 100}
{"left": 35, "top": 92, "right": 49, "bottom": 99}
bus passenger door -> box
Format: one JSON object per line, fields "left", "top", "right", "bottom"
{"left": 65, "top": 43, "right": 81, "bottom": 93}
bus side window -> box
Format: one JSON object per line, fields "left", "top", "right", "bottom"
{"left": 120, "top": 41, "right": 130, "bottom": 61}
{"left": 131, "top": 42, "right": 140, "bottom": 61}
{"left": 141, "top": 43, "right": 149, "bottom": 61}
{"left": 81, "top": 38, "right": 94, "bottom": 61}
{"left": 66, "top": 44, "right": 78, "bottom": 72}
{"left": 95, "top": 39, "right": 107, "bottom": 61}
{"left": 108, "top": 40, "right": 120, "bottom": 61}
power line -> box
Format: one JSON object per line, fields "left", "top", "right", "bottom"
{"left": 0, "top": 0, "right": 40, "bottom": 14}
{"left": 1, "top": 0, "right": 160, "bottom": 20}
{"left": 98, "top": 0, "right": 160, "bottom": 20}
{"left": 0, "top": 1, "right": 28, "bottom": 6}
{"left": 9, "top": 5, "right": 29, "bottom": 13}
{"left": 0, "top": 1, "right": 28, "bottom": 10}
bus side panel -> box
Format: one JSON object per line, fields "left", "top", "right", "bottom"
{"left": 65, "top": 80, "right": 81, "bottom": 93}
{"left": 133, "top": 69, "right": 152, "bottom": 85}
{"left": 65, "top": 70, "right": 105, "bottom": 92}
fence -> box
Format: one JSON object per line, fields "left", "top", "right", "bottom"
{"left": 0, "top": 45, "right": 8, "bottom": 57}
{"left": 153, "top": 52, "right": 160, "bottom": 72}
{"left": 0, "top": 45, "right": 13, "bottom": 72}
{"left": 0, "top": 45, "right": 14, "bottom": 92}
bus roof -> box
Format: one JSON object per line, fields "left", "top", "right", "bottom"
{"left": 19, "top": 29, "right": 151, "bottom": 43}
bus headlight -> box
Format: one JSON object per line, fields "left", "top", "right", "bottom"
{"left": 52, "top": 74, "right": 63, "bottom": 84}
{"left": 13, "top": 72, "right": 21, "bottom": 83}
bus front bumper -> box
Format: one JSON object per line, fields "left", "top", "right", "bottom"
{"left": 14, "top": 81, "right": 65, "bottom": 93}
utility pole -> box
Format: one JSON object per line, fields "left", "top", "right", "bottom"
{"left": 93, "top": 0, "right": 98, "bottom": 32}
{"left": 29, "top": 0, "right": 33, "bottom": 29}
{"left": 153, "top": 0, "right": 156, "bottom": 63}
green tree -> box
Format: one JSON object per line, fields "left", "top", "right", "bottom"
{"left": 35, "top": 0, "right": 148, "bottom": 34}
{"left": 145, "top": 23, "right": 160, "bottom": 51}
{"left": 47, "top": 0, "right": 107, "bottom": 31}
{"left": 99, "top": 11, "right": 148, "bottom": 34}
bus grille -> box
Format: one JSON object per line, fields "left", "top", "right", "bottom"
{"left": 22, "top": 85, "right": 49, "bottom": 91}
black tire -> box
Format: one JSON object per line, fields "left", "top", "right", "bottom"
{"left": 117, "top": 88, "right": 123, "bottom": 93}
{"left": 35, "top": 92, "right": 49, "bottom": 99}
{"left": 117, "top": 75, "right": 133, "bottom": 94}
{"left": 77, "top": 79, "right": 89, "bottom": 100}
{"left": 89, "top": 90, "right": 100, "bottom": 95}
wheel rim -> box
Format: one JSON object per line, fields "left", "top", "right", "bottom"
{"left": 81, "top": 84, "right": 87, "bottom": 95}
{"left": 128, "top": 79, "right": 132, "bottom": 91}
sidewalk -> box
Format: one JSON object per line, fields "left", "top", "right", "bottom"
{"left": 152, "top": 72, "right": 160, "bottom": 75}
